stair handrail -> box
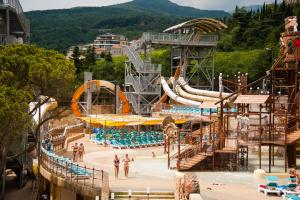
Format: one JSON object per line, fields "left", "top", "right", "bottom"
{"left": 123, "top": 45, "right": 144, "bottom": 72}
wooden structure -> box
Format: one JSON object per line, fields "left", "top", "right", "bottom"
{"left": 168, "top": 16, "right": 300, "bottom": 172}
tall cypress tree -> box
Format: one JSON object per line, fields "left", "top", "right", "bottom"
{"left": 72, "top": 46, "right": 82, "bottom": 74}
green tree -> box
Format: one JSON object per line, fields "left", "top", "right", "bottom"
{"left": 84, "top": 46, "right": 96, "bottom": 67}
{"left": 0, "top": 45, "right": 76, "bottom": 195}
{"left": 72, "top": 46, "right": 82, "bottom": 74}
{"left": 105, "top": 52, "right": 113, "bottom": 62}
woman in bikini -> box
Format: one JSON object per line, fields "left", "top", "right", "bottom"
{"left": 78, "top": 143, "right": 85, "bottom": 161}
{"left": 114, "top": 155, "right": 120, "bottom": 178}
{"left": 123, "top": 154, "right": 131, "bottom": 177}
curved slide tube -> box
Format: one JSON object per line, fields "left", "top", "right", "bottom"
{"left": 177, "top": 77, "right": 231, "bottom": 98}
{"left": 71, "top": 80, "right": 130, "bottom": 117}
{"left": 175, "top": 85, "right": 219, "bottom": 102}
{"left": 29, "top": 97, "right": 58, "bottom": 124}
{"left": 161, "top": 77, "right": 202, "bottom": 106}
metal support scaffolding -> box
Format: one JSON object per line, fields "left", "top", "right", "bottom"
{"left": 123, "top": 44, "right": 162, "bottom": 115}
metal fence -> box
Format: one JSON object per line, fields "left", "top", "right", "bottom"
{"left": 142, "top": 32, "right": 218, "bottom": 46}
{"left": 40, "top": 147, "right": 107, "bottom": 191}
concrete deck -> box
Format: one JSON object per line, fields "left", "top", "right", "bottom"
{"left": 64, "top": 135, "right": 288, "bottom": 199}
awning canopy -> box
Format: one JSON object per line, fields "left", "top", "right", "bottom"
{"left": 78, "top": 114, "right": 188, "bottom": 127}
{"left": 164, "top": 18, "right": 228, "bottom": 34}
{"left": 234, "top": 95, "right": 271, "bottom": 104}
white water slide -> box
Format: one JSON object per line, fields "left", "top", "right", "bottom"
{"left": 161, "top": 77, "right": 233, "bottom": 107}
{"left": 161, "top": 77, "right": 202, "bottom": 106}
{"left": 29, "top": 97, "right": 58, "bottom": 124}
{"left": 175, "top": 85, "right": 219, "bottom": 102}
{"left": 177, "top": 77, "right": 232, "bottom": 98}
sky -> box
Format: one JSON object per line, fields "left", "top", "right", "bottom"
{"left": 20, "top": 0, "right": 281, "bottom": 12}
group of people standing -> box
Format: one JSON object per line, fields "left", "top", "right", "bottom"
{"left": 72, "top": 143, "right": 85, "bottom": 162}
{"left": 114, "top": 154, "right": 133, "bottom": 178}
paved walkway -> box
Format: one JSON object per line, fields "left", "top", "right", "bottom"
{"left": 64, "top": 135, "right": 175, "bottom": 192}
{"left": 64, "top": 135, "right": 284, "bottom": 199}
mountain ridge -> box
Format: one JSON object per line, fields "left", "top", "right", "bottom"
{"left": 26, "top": 0, "right": 230, "bottom": 51}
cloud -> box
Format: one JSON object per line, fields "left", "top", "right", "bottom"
{"left": 20, "top": 0, "right": 282, "bottom": 12}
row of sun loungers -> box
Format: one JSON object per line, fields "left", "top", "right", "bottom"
{"left": 258, "top": 176, "right": 300, "bottom": 199}
{"left": 91, "top": 129, "right": 164, "bottom": 149}
{"left": 42, "top": 147, "right": 91, "bottom": 179}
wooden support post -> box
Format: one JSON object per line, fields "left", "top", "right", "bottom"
{"left": 259, "top": 104, "right": 262, "bottom": 169}
{"left": 285, "top": 111, "right": 288, "bottom": 172}
{"left": 177, "top": 130, "right": 180, "bottom": 170}
{"left": 220, "top": 101, "right": 224, "bottom": 149}
{"left": 167, "top": 137, "right": 170, "bottom": 169}
{"left": 269, "top": 103, "right": 272, "bottom": 173}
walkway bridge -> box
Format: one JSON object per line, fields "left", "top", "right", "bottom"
{"left": 141, "top": 32, "right": 218, "bottom": 47}
{"left": 0, "top": 0, "right": 30, "bottom": 45}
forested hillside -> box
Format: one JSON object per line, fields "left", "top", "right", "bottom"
{"left": 26, "top": 0, "right": 229, "bottom": 51}
{"left": 26, "top": 0, "right": 300, "bottom": 84}
{"left": 215, "top": 0, "right": 298, "bottom": 81}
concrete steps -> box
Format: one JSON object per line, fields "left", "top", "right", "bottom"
{"left": 111, "top": 192, "right": 175, "bottom": 200}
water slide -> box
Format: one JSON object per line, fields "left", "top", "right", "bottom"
{"left": 71, "top": 80, "right": 130, "bottom": 117}
{"left": 177, "top": 77, "right": 232, "bottom": 98}
{"left": 175, "top": 85, "right": 219, "bottom": 102}
{"left": 161, "top": 77, "right": 202, "bottom": 106}
{"left": 29, "top": 97, "right": 58, "bottom": 124}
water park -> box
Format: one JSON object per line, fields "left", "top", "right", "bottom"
{"left": 22, "top": 16, "right": 300, "bottom": 200}
{"left": 3, "top": 0, "right": 300, "bottom": 200}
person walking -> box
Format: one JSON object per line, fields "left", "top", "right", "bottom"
{"left": 114, "top": 155, "right": 120, "bottom": 178}
{"left": 122, "top": 154, "right": 131, "bottom": 177}
{"left": 72, "top": 143, "right": 79, "bottom": 161}
{"left": 78, "top": 143, "right": 85, "bottom": 161}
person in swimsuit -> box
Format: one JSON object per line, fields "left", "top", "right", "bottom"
{"left": 123, "top": 154, "right": 131, "bottom": 177}
{"left": 72, "top": 143, "right": 79, "bottom": 161}
{"left": 114, "top": 155, "right": 120, "bottom": 178}
{"left": 78, "top": 143, "right": 85, "bottom": 161}
{"left": 289, "top": 164, "right": 299, "bottom": 183}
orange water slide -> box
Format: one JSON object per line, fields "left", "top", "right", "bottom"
{"left": 71, "top": 80, "right": 130, "bottom": 117}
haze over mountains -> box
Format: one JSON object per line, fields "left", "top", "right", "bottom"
{"left": 26, "top": 0, "right": 230, "bottom": 51}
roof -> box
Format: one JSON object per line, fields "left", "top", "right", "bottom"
{"left": 200, "top": 101, "right": 227, "bottom": 109}
{"left": 164, "top": 18, "right": 228, "bottom": 34}
{"left": 79, "top": 114, "right": 188, "bottom": 127}
{"left": 234, "top": 95, "right": 271, "bottom": 104}
{"left": 111, "top": 44, "right": 122, "bottom": 49}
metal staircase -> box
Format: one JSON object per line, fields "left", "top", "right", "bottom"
{"left": 123, "top": 42, "right": 161, "bottom": 115}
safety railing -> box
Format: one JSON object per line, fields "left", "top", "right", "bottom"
{"left": 123, "top": 45, "right": 144, "bottom": 72}
{"left": 40, "top": 147, "right": 108, "bottom": 191}
{"left": 142, "top": 32, "right": 218, "bottom": 46}
{"left": 142, "top": 62, "right": 162, "bottom": 72}
{"left": 0, "top": 0, "right": 30, "bottom": 34}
